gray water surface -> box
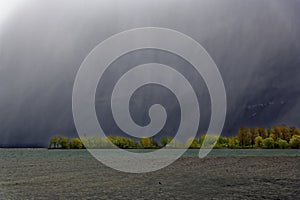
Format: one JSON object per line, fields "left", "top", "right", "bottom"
{"left": 0, "top": 149, "right": 299, "bottom": 159}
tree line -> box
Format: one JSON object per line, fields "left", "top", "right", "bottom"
{"left": 49, "top": 124, "right": 300, "bottom": 149}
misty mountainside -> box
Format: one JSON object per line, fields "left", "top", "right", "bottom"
{"left": 0, "top": 0, "right": 300, "bottom": 147}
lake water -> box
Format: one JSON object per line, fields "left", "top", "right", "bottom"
{"left": 0, "top": 148, "right": 299, "bottom": 199}
{"left": 0, "top": 148, "right": 299, "bottom": 159}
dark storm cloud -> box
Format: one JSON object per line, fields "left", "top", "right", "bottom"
{"left": 0, "top": 0, "right": 299, "bottom": 146}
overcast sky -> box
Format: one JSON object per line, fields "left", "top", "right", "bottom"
{"left": 0, "top": 0, "right": 300, "bottom": 147}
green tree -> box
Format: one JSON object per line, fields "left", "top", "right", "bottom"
{"left": 140, "top": 137, "right": 152, "bottom": 148}
{"left": 228, "top": 136, "right": 238, "bottom": 149}
{"left": 270, "top": 126, "right": 282, "bottom": 141}
{"left": 80, "top": 136, "right": 91, "bottom": 148}
{"left": 199, "top": 134, "right": 206, "bottom": 147}
{"left": 257, "top": 127, "right": 267, "bottom": 139}
{"left": 188, "top": 137, "right": 200, "bottom": 149}
{"left": 167, "top": 138, "right": 181, "bottom": 148}
{"left": 101, "top": 137, "right": 113, "bottom": 148}
{"left": 238, "top": 127, "right": 251, "bottom": 147}
{"left": 262, "top": 137, "right": 275, "bottom": 149}
{"left": 58, "top": 137, "right": 69, "bottom": 149}
{"left": 49, "top": 135, "right": 61, "bottom": 148}
{"left": 90, "top": 135, "right": 103, "bottom": 148}
{"left": 150, "top": 136, "right": 159, "bottom": 148}
{"left": 277, "top": 139, "right": 289, "bottom": 149}
{"left": 215, "top": 136, "right": 229, "bottom": 148}
{"left": 289, "top": 126, "right": 300, "bottom": 137}
{"left": 279, "top": 125, "right": 291, "bottom": 142}
{"left": 200, "top": 134, "right": 219, "bottom": 148}
{"left": 249, "top": 128, "right": 259, "bottom": 147}
{"left": 160, "top": 136, "right": 168, "bottom": 147}
{"left": 266, "top": 128, "right": 272, "bottom": 138}
{"left": 70, "top": 138, "right": 83, "bottom": 149}
{"left": 107, "top": 136, "right": 137, "bottom": 149}
{"left": 254, "top": 136, "right": 263, "bottom": 148}
{"left": 289, "top": 135, "right": 300, "bottom": 149}
{"left": 160, "top": 136, "right": 173, "bottom": 147}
